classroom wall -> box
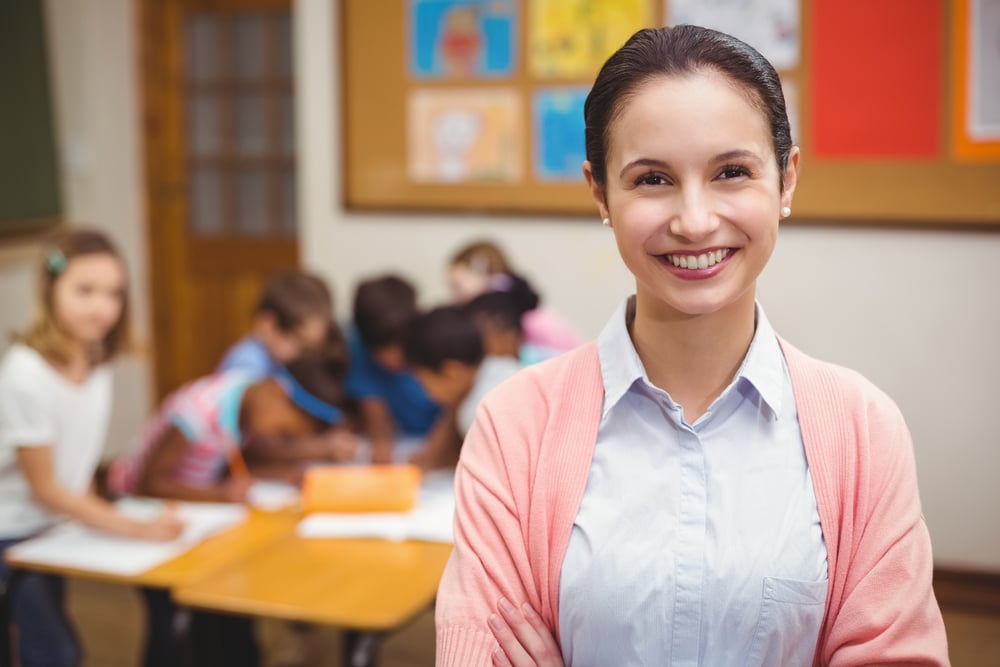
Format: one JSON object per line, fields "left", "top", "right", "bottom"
{"left": 297, "top": 0, "right": 1000, "bottom": 570}
{"left": 0, "top": 0, "right": 994, "bottom": 570}
{"left": 0, "top": 0, "right": 150, "bottom": 459}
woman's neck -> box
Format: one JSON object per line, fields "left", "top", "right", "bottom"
{"left": 629, "top": 291, "right": 757, "bottom": 422}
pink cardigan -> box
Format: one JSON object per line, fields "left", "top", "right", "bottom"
{"left": 436, "top": 341, "right": 949, "bottom": 666}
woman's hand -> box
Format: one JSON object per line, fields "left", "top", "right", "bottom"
{"left": 487, "top": 598, "right": 564, "bottom": 667}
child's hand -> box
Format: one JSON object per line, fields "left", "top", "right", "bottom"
{"left": 132, "top": 505, "right": 185, "bottom": 542}
{"left": 322, "top": 428, "right": 359, "bottom": 462}
{"left": 221, "top": 474, "right": 254, "bottom": 502}
{"left": 371, "top": 441, "right": 394, "bottom": 465}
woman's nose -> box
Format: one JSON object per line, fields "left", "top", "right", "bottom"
{"left": 669, "top": 189, "right": 719, "bottom": 242}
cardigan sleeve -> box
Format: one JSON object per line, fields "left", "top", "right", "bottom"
{"left": 820, "top": 387, "right": 949, "bottom": 666}
{"left": 435, "top": 397, "right": 545, "bottom": 666}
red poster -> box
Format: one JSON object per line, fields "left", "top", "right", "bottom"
{"left": 810, "top": 0, "right": 942, "bottom": 159}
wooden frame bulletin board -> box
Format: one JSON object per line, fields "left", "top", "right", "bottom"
{"left": 342, "top": 0, "right": 1000, "bottom": 225}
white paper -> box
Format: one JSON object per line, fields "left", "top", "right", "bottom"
{"left": 296, "top": 470, "right": 456, "bottom": 544}
{"left": 8, "top": 499, "right": 248, "bottom": 577}
{"left": 246, "top": 479, "right": 301, "bottom": 511}
{"left": 969, "top": 0, "right": 1000, "bottom": 139}
{"left": 666, "top": 0, "right": 800, "bottom": 70}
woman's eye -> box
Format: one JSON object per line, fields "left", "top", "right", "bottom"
{"left": 635, "top": 172, "right": 669, "bottom": 186}
{"left": 719, "top": 164, "right": 751, "bottom": 180}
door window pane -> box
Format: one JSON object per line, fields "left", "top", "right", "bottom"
{"left": 235, "top": 169, "right": 269, "bottom": 235}
{"left": 278, "top": 93, "right": 294, "bottom": 155}
{"left": 232, "top": 14, "right": 266, "bottom": 80}
{"left": 234, "top": 93, "right": 268, "bottom": 156}
{"left": 187, "top": 95, "right": 224, "bottom": 157}
{"left": 190, "top": 168, "right": 225, "bottom": 234}
{"left": 185, "top": 15, "right": 222, "bottom": 82}
{"left": 274, "top": 13, "right": 293, "bottom": 79}
{"left": 279, "top": 171, "right": 297, "bottom": 236}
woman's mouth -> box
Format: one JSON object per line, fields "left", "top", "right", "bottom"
{"left": 662, "top": 248, "right": 731, "bottom": 270}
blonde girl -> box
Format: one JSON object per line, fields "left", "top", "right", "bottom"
{"left": 0, "top": 227, "right": 182, "bottom": 667}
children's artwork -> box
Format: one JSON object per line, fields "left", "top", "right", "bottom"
{"left": 7, "top": 500, "right": 248, "bottom": 577}
{"left": 528, "top": 0, "right": 653, "bottom": 79}
{"left": 409, "top": 0, "right": 517, "bottom": 78}
{"left": 666, "top": 0, "right": 799, "bottom": 70}
{"left": 533, "top": 87, "right": 588, "bottom": 181}
{"left": 408, "top": 88, "right": 522, "bottom": 184}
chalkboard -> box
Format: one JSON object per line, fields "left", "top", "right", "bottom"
{"left": 0, "top": 0, "right": 62, "bottom": 235}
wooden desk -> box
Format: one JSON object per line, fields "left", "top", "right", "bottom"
{"left": 5, "top": 509, "right": 297, "bottom": 588}
{"left": 173, "top": 536, "right": 452, "bottom": 666}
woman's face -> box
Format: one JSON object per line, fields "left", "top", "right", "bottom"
{"left": 51, "top": 253, "right": 126, "bottom": 345}
{"left": 586, "top": 71, "right": 798, "bottom": 320}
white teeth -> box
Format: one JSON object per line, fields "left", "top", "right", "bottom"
{"left": 666, "top": 248, "right": 730, "bottom": 269}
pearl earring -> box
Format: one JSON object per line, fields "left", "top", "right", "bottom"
{"left": 602, "top": 217, "right": 611, "bottom": 227}
{"left": 780, "top": 206, "right": 791, "bottom": 218}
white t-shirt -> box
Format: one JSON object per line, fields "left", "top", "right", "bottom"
{"left": 457, "top": 356, "right": 522, "bottom": 437}
{"left": 0, "top": 343, "right": 112, "bottom": 538}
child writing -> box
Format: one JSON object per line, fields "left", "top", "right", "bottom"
{"left": 0, "top": 228, "right": 184, "bottom": 667}
{"left": 403, "top": 305, "right": 521, "bottom": 469}
{"left": 108, "top": 354, "right": 353, "bottom": 501}
{"left": 345, "top": 275, "right": 440, "bottom": 463}
{"left": 447, "top": 240, "right": 582, "bottom": 354}
{"left": 217, "top": 269, "right": 334, "bottom": 377}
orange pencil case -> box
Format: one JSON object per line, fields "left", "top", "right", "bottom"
{"left": 300, "top": 464, "right": 422, "bottom": 513}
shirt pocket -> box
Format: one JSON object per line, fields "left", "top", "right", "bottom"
{"left": 744, "top": 576, "right": 828, "bottom": 667}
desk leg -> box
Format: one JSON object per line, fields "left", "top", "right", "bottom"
{"left": 343, "top": 630, "right": 383, "bottom": 667}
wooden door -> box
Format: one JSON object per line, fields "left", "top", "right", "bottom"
{"left": 142, "top": 0, "right": 298, "bottom": 398}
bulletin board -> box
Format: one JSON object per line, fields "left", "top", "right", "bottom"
{"left": 341, "top": 0, "right": 1000, "bottom": 225}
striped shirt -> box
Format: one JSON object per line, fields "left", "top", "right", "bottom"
{"left": 108, "top": 370, "right": 254, "bottom": 495}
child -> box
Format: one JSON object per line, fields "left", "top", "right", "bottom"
{"left": 464, "top": 272, "right": 562, "bottom": 365}
{"left": 447, "top": 239, "right": 583, "bottom": 353}
{"left": 0, "top": 228, "right": 184, "bottom": 667}
{"left": 108, "top": 355, "right": 353, "bottom": 501}
{"left": 345, "top": 275, "right": 440, "bottom": 463}
{"left": 217, "top": 269, "right": 334, "bottom": 377}
{"left": 403, "top": 305, "right": 521, "bottom": 468}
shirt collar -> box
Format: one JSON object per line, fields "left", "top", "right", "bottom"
{"left": 597, "top": 298, "right": 786, "bottom": 420}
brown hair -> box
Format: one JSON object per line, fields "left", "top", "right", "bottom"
{"left": 16, "top": 227, "right": 131, "bottom": 366}
{"left": 584, "top": 25, "right": 793, "bottom": 192}
{"left": 352, "top": 274, "right": 418, "bottom": 349}
{"left": 449, "top": 240, "right": 512, "bottom": 277}
{"left": 256, "top": 270, "right": 333, "bottom": 332}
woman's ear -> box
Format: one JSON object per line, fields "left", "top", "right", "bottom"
{"left": 780, "top": 146, "right": 801, "bottom": 213}
{"left": 582, "top": 160, "right": 609, "bottom": 220}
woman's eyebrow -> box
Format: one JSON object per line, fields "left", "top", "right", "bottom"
{"left": 711, "top": 149, "right": 764, "bottom": 164}
{"left": 618, "top": 158, "right": 671, "bottom": 179}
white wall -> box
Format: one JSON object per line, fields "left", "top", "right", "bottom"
{"left": 296, "top": 0, "right": 1000, "bottom": 570}
{"left": 0, "top": 0, "right": 151, "bottom": 459}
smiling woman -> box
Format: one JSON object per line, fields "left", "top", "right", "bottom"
{"left": 434, "top": 25, "right": 949, "bottom": 667}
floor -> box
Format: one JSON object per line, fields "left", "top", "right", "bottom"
{"left": 54, "top": 577, "right": 1000, "bottom": 666}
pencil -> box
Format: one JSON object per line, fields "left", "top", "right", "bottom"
{"left": 228, "top": 443, "right": 250, "bottom": 480}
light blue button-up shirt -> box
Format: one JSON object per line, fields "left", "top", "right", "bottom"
{"left": 559, "top": 299, "right": 828, "bottom": 666}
